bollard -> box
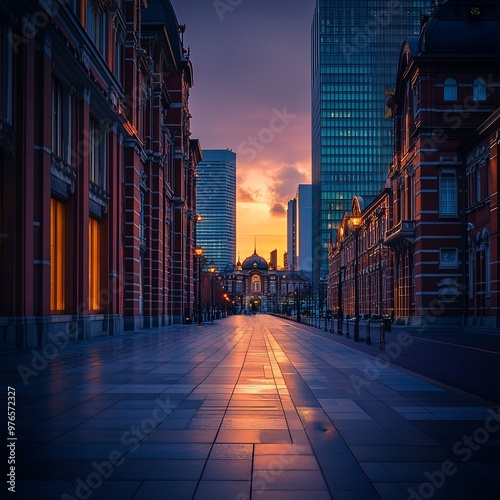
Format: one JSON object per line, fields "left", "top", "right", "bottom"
{"left": 366, "top": 319, "right": 371, "bottom": 345}
{"left": 346, "top": 319, "right": 350, "bottom": 338}
{"left": 337, "top": 319, "right": 342, "bottom": 335}
{"left": 380, "top": 321, "right": 385, "bottom": 349}
{"left": 324, "top": 316, "right": 328, "bottom": 332}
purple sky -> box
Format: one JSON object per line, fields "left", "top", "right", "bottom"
{"left": 170, "top": 0, "right": 316, "bottom": 264}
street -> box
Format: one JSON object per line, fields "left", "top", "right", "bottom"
{"left": 2, "top": 315, "right": 500, "bottom": 499}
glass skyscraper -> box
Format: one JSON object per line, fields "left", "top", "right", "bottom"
{"left": 311, "top": 0, "right": 432, "bottom": 279}
{"left": 196, "top": 149, "right": 236, "bottom": 272}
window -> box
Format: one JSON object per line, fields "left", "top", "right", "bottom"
{"left": 439, "top": 171, "right": 457, "bottom": 216}
{"left": 413, "top": 83, "right": 419, "bottom": 117}
{"left": 86, "top": 0, "right": 106, "bottom": 56}
{"left": 251, "top": 275, "right": 261, "bottom": 293}
{"left": 89, "top": 118, "right": 106, "bottom": 188}
{"left": 1, "top": 21, "right": 13, "bottom": 123}
{"left": 476, "top": 168, "right": 481, "bottom": 202}
{"left": 88, "top": 217, "right": 100, "bottom": 311}
{"left": 485, "top": 235, "right": 491, "bottom": 297}
{"left": 444, "top": 78, "right": 457, "bottom": 101}
{"left": 473, "top": 77, "right": 486, "bottom": 102}
{"left": 50, "top": 199, "right": 66, "bottom": 312}
{"left": 52, "top": 79, "right": 72, "bottom": 162}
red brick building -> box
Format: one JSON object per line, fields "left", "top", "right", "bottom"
{"left": 328, "top": 191, "right": 393, "bottom": 321}
{"left": 328, "top": 0, "right": 500, "bottom": 328}
{"left": 0, "top": 0, "right": 200, "bottom": 349}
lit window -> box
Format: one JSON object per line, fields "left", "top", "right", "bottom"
{"left": 439, "top": 172, "right": 457, "bottom": 216}
{"left": 251, "top": 275, "right": 261, "bottom": 292}
{"left": 443, "top": 78, "right": 457, "bottom": 101}
{"left": 50, "top": 199, "right": 65, "bottom": 312}
{"left": 88, "top": 217, "right": 100, "bottom": 311}
{"left": 473, "top": 77, "right": 486, "bottom": 102}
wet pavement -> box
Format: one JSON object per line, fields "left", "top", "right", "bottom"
{"left": 3, "top": 315, "right": 500, "bottom": 499}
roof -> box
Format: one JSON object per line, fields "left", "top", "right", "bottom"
{"left": 241, "top": 252, "right": 269, "bottom": 271}
{"left": 420, "top": 0, "right": 500, "bottom": 56}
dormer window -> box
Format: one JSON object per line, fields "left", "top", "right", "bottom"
{"left": 473, "top": 77, "right": 486, "bottom": 101}
{"left": 444, "top": 78, "right": 457, "bottom": 101}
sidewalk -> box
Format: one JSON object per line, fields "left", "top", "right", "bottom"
{"left": 3, "top": 315, "right": 500, "bottom": 499}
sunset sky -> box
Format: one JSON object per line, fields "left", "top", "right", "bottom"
{"left": 171, "top": 0, "right": 316, "bottom": 266}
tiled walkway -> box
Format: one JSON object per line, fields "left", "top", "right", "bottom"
{"left": 4, "top": 315, "right": 500, "bottom": 499}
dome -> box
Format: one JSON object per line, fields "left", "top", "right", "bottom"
{"left": 241, "top": 252, "right": 268, "bottom": 271}
{"left": 419, "top": 0, "right": 500, "bottom": 56}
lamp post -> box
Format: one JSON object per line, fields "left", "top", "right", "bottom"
{"left": 351, "top": 216, "right": 361, "bottom": 342}
{"left": 195, "top": 247, "right": 204, "bottom": 325}
{"left": 338, "top": 265, "right": 346, "bottom": 334}
{"left": 209, "top": 264, "right": 216, "bottom": 323}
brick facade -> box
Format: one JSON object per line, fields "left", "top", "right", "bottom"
{"left": 0, "top": 0, "right": 200, "bottom": 349}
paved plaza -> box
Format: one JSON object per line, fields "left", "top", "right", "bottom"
{"left": 3, "top": 315, "right": 500, "bottom": 499}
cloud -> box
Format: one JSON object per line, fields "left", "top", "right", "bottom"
{"left": 270, "top": 203, "right": 286, "bottom": 217}
{"left": 268, "top": 165, "right": 308, "bottom": 201}
{"left": 238, "top": 185, "right": 259, "bottom": 203}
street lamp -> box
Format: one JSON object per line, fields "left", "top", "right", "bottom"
{"left": 195, "top": 247, "right": 204, "bottom": 325}
{"left": 338, "top": 265, "right": 346, "bottom": 334}
{"left": 209, "top": 264, "right": 216, "bottom": 323}
{"left": 351, "top": 215, "right": 361, "bottom": 342}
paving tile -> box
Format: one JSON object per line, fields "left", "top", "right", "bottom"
{"left": 132, "top": 480, "right": 197, "bottom": 500}
{"left": 201, "top": 459, "right": 252, "bottom": 480}
{"left": 252, "top": 470, "right": 328, "bottom": 491}
{"left": 209, "top": 443, "right": 254, "bottom": 459}
{"left": 194, "top": 480, "right": 250, "bottom": 500}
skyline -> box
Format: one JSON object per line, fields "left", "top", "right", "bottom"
{"left": 171, "top": 0, "right": 316, "bottom": 265}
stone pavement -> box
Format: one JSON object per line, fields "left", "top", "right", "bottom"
{"left": 3, "top": 315, "right": 500, "bottom": 499}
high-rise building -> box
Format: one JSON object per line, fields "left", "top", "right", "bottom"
{"left": 287, "top": 199, "right": 297, "bottom": 270}
{"left": 311, "top": 0, "right": 432, "bottom": 280}
{"left": 196, "top": 149, "right": 236, "bottom": 272}
{"left": 296, "top": 185, "right": 313, "bottom": 274}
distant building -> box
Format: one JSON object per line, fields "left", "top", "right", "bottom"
{"left": 286, "top": 199, "right": 297, "bottom": 270}
{"left": 311, "top": 0, "right": 433, "bottom": 281}
{"left": 269, "top": 249, "right": 278, "bottom": 270}
{"left": 296, "top": 185, "right": 313, "bottom": 275}
{"left": 224, "top": 250, "right": 305, "bottom": 314}
{"left": 196, "top": 149, "right": 236, "bottom": 272}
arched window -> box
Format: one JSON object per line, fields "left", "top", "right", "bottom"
{"left": 444, "top": 78, "right": 457, "bottom": 101}
{"left": 251, "top": 275, "right": 261, "bottom": 293}
{"left": 473, "top": 77, "right": 486, "bottom": 101}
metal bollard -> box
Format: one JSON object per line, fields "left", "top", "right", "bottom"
{"left": 346, "top": 319, "right": 350, "bottom": 338}
{"left": 366, "top": 319, "right": 371, "bottom": 345}
{"left": 379, "top": 321, "right": 385, "bottom": 349}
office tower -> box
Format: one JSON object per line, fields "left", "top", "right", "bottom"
{"left": 287, "top": 198, "right": 297, "bottom": 270}
{"left": 296, "top": 184, "right": 313, "bottom": 274}
{"left": 196, "top": 149, "right": 236, "bottom": 272}
{"left": 311, "top": 0, "right": 432, "bottom": 280}
{"left": 269, "top": 249, "right": 278, "bottom": 270}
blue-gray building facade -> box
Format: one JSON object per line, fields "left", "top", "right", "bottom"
{"left": 297, "top": 184, "right": 313, "bottom": 274}
{"left": 311, "top": 0, "right": 432, "bottom": 280}
{"left": 196, "top": 149, "right": 236, "bottom": 272}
